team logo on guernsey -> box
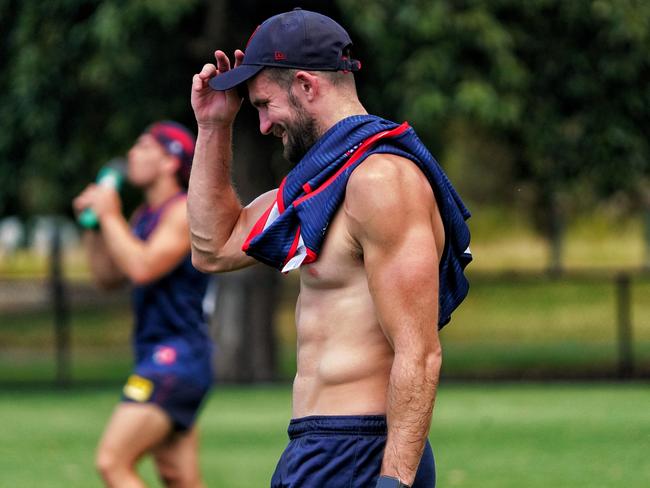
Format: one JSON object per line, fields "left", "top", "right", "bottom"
{"left": 123, "top": 374, "right": 153, "bottom": 402}
{"left": 153, "top": 345, "right": 177, "bottom": 365}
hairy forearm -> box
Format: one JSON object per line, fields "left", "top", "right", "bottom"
{"left": 381, "top": 348, "right": 442, "bottom": 485}
{"left": 187, "top": 125, "right": 243, "bottom": 270}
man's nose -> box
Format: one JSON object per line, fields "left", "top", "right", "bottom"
{"left": 259, "top": 113, "right": 272, "bottom": 135}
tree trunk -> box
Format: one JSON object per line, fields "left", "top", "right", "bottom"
{"left": 644, "top": 208, "right": 650, "bottom": 271}
{"left": 209, "top": 266, "right": 279, "bottom": 382}
{"left": 548, "top": 192, "right": 565, "bottom": 276}
{"left": 535, "top": 186, "right": 565, "bottom": 276}
{"left": 196, "top": 0, "right": 288, "bottom": 383}
{"left": 642, "top": 179, "right": 650, "bottom": 271}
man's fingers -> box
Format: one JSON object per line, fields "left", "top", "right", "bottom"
{"left": 192, "top": 73, "right": 206, "bottom": 91}
{"left": 193, "top": 64, "right": 217, "bottom": 91}
{"left": 192, "top": 74, "right": 201, "bottom": 91}
{"left": 73, "top": 189, "right": 95, "bottom": 211}
{"left": 234, "top": 49, "right": 245, "bottom": 68}
{"left": 72, "top": 196, "right": 85, "bottom": 212}
{"left": 215, "top": 50, "right": 231, "bottom": 73}
{"left": 198, "top": 63, "right": 217, "bottom": 79}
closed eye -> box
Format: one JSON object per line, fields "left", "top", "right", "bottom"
{"left": 251, "top": 98, "right": 269, "bottom": 109}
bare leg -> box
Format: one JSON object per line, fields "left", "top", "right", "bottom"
{"left": 95, "top": 402, "right": 172, "bottom": 487}
{"left": 152, "top": 426, "right": 205, "bottom": 488}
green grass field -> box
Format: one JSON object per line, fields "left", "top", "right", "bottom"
{"left": 0, "top": 383, "right": 648, "bottom": 487}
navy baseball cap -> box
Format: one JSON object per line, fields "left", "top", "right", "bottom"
{"left": 209, "top": 8, "right": 361, "bottom": 91}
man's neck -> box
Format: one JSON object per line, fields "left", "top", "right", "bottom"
{"left": 144, "top": 177, "right": 182, "bottom": 208}
{"left": 316, "top": 99, "right": 368, "bottom": 138}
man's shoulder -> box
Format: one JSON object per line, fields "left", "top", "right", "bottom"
{"left": 345, "top": 153, "right": 434, "bottom": 213}
{"left": 342, "top": 153, "right": 437, "bottom": 245}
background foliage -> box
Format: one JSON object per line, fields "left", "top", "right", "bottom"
{"left": 340, "top": 0, "right": 650, "bottom": 218}
{"left": 1, "top": 0, "right": 648, "bottom": 227}
{"left": 1, "top": 0, "right": 648, "bottom": 383}
{"left": 0, "top": 0, "right": 203, "bottom": 216}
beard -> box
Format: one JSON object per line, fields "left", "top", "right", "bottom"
{"left": 282, "top": 92, "right": 320, "bottom": 164}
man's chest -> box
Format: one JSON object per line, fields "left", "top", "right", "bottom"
{"left": 299, "top": 208, "right": 364, "bottom": 289}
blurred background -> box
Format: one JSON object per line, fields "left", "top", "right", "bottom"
{"left": 1, "top": 0, "right": 649, "bottom": 487}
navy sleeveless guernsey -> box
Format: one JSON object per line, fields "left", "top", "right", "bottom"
{"left": 130, "top": 193, "right": 212, "bottom": 375}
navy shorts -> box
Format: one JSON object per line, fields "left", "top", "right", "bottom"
{"left": 122, "top": 341, "right": 213, "bottom": 431}
{"left": 121, "top": 370, "right": 211, "bottom": 431}
{"left": 271, "top": 415, "right": 435, "bottom": 488}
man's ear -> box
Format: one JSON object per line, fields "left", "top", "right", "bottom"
{"left": 163, "top": 154, "right": 182, "bottom": 177}
{"left": 294, "top": 71, "right": 319, "bottom": 102}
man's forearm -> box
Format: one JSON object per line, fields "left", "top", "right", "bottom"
{"left": 381, "top": 350, "right": 441, "bottom": 485}
{"left": 187, "top": 125, "right": 243, "bottom": 269}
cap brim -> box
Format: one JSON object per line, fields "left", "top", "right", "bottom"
{"left": 208, "top": 64, "right": 265, "bottom": 91}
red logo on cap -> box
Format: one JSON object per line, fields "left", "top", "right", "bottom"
{"left": 274, "top": 51, "right": 287, "bottom": 61}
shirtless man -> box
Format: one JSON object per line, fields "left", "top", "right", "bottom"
{"left": 188, "top": 9, "right": 471, "bottom": 488}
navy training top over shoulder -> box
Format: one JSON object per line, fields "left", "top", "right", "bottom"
{"left": 243, "top": 115, "right": 472, "bottom": 328}
{"left": 130, "top": 192, "right": 212, "bottom": 366}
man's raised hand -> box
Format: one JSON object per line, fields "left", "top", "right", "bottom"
{"left": 191, "top": 50, "right": 245, "bottom": 129}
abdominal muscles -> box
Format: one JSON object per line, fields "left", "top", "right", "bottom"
{"left": 291, "top": 267, "right": 394, "bottom": 417}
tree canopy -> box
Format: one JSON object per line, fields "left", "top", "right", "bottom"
{"left": 339, "top": 0, "right": 650, "bottom": 214}
{"left": 1, "top": 0, "right": 648, "bottom": 221}
{"left": 0, "top": 0, "right": 203, "bottom": 216}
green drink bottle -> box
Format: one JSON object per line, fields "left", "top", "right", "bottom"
{"left": 78, "top": 158, "right": 126, "bottom": 229}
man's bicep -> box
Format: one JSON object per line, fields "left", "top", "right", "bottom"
{"left": 228, "top": 189, "right": 278, "bottom": 250}
{"left": 363, "top": 222, "right": 441, "bottom": 350}
{"left": 211, "top": 189, "right": 278, "bottom": 270}
{"left": 347, "top": 158, "right": 441, "bottom": 348}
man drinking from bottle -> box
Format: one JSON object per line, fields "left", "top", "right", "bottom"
{"left": 73, "top": 121, "right": 213, "bottom": 488}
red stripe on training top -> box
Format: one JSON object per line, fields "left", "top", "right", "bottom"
{"left": 279, "top": 124, "right": 409, "bottom": 267}
{"left": 293, "top": 122, "right": 410, "bottom": 207}
{"left": 242, "top": 201, "right": 275, "bottom": 252}
{"left": 240, "top": 122, "right": 410, "bottom": 264}
{"left": 304, "top": 248, "right": 318, "bottom": 264}
{"left": 277, "top": 177, "right": 287, "bottom": 213}
{"left": 283, "top": 227, "right": 302, "bottom": 267}
{"left": 243, "top": 179, "right": 286, "bottom": 253}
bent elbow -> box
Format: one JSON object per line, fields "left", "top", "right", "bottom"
{"left": 424, "top": 345, "right": 443, "bottom": 379}
{"left": 129, "top": 268, "right": 155, "bottom": 286}
{"left": 191, "top": 249, "right": 225, "bottom": 274}
{"left": 430, "top": 339, "right": 443, "bottom": 359}
{"left": 127, "top": 261, "right": 161, "bottom": 285}
{"left": 191, "top": 252, "right": 214, "bottom": 273}
{"left": 190, "top": 233, "right": 227, "bottom": 273}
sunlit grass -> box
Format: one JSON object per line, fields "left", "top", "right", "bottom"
{"left": 0, "top": 384, "right": 648, "bottom": 487}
